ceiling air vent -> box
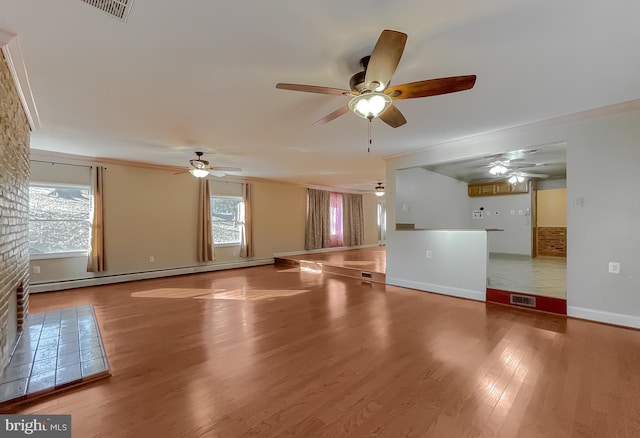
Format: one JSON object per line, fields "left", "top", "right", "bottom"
{"left": 510, "top": 294, "right": 536, "bottom": 308}
{"left": 81, "top": 0, "right": 134, "bottom": 22}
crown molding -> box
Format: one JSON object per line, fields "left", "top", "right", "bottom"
{"left": 0, "top": 29, "right": 40, "bottom": 130}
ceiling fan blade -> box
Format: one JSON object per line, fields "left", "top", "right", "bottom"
{"left": 365, "top": 30, "right": 407, "bottom": 91}
{"left": 312, "top": 106, "right": 349, "bottom": 126}
{"left": 276, "top": 83, "right": 351, "bottom": 96}
{"left": 518, "top": 172, "right": 549, "bottom": 178}
{"left": 378, "top": 104, "right": 407, "bottom": 128}
{"left": 210, "top": 166, "right": 241, "bottom": 172}
{"left": 386, "top": 75, "right": 476, "bottom": 100}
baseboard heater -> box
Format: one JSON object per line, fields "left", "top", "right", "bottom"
{"left": 30, "top": 258, "right": 274, "bottom": 293}
{"left": 510, "top": 294, "right": 536, "bottom": 308}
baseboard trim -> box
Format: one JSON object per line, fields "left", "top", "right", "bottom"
{"left": 30, "top": 258, "right": 274, "bottom": 293}
{"left": 567, "top": 306, "right": 640, "bottom": 329}
{"left": 386, "top": 277, "right": 486, "bottom": 302}
{"left": 274, "top": 244, "right": 380, "bottom": 257}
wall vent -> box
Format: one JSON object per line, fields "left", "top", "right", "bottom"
{"left": 510, "top": 294, "right": 536, "bottom": 308}
{"left": 81, "top": 0, "right": 134, "bottom": 22}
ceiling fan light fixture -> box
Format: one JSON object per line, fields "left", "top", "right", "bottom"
{"left": 489, "top": 164, "right": 508, "bottom": 176}
{"left": 189, "top": 168, "right": 209, "bottom": 178}
{"left": 349, "top": 92, "right": 392, "bottom": 120}
{"left": 508, "top": 174, "right": 525, "bottom": 184}
{"left": 374, "top": 182, "right": 385, "bottom": 196}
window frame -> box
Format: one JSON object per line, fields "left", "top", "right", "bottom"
{"left": 28, "top": 182, "right": 92, "bottom": 259}
{"left": 210, "top": 194, "right": 244, "bottom": 247}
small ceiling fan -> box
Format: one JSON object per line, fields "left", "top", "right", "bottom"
{"left": 276, "top": 29, "right": 476, "bottom": 128}
{"left": 186, "top": 152, "right": 241, "bottom": 178}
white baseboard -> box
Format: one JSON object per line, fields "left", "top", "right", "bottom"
{"left": 274, "top": 244, "right": 380, "bottom": 257}
{"left": 30, "top": 258, "right": 274, "bottom": 293}
{"left": 567, "top": 306, "right": 640, "bottom": 329}
{"left": 386, "top": 277, "right": 486, "bottom": 302}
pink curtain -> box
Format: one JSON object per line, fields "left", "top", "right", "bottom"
{"left": 329, "top": 192, "right": 343, "bottom": 247}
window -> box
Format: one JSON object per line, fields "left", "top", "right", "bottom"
{"left": 29, "top": 185, "right": 92, "bottom": 256}
{"left": 211, "top": 195, "right": 243, "bottom": 245}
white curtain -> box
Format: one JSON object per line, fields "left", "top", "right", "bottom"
{"left": 239, "top": 182, "right": 254, "bottom": 258}
{"left": 197, "top": 178, "right": 214, "bottom": 262}
{"left": 87, "top": 166, "right": 106, "bottom": 272}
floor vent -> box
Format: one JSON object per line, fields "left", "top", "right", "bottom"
{"left": 81, "top": 0, "right": 134, "bottom": 22}
{"left": 510, "top": 294, "right": 536, "bottom": 308}
{"left": 361, "top": 272, "right": 372, "bottom": 279}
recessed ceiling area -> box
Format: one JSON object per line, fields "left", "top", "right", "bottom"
{"left": 422, "top": 143, "right": 566, "bottom": 183}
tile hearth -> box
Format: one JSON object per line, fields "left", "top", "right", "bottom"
{"left": 0, "top": 305, "right": 110, "bottom": 406}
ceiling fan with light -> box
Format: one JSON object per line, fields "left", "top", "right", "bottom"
{"left": 186, "top": 152, "right": 242, "bottom": 178}
{"left": 276, "top": 29, "right": 476, "bottom": 128}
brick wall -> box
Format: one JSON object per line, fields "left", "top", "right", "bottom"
{"left": 537, "top": 226, "right": 566, "bottom": 257}
{"left": 0, "top": 50, "right": 31, "bottom": 368}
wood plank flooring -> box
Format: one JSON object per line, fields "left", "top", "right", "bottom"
{"left": 3, "top": 263, "right": 640, "bottom": 437}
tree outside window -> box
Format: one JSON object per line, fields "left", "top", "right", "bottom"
{"left": 210, "top": 196, "right": 243, "bottom": 245}
{"left": 29, "top": 185, "right": 91, "bottom": 255}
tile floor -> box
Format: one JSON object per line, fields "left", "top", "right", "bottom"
{"left": 488, "top": 254, "right": 566, "bottom": 299}
{"left": 0, "top": 305, "right": 109, "bottom": 405}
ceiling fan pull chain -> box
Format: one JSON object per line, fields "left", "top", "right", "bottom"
{"left": 368, "top": 119, "right": 372, "bottom": 153}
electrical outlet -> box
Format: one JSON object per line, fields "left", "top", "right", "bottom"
{"left": 426, "top": 250, "right": 432, "bottom": 259}
{"left": 608, "top": 262, "right": 620, "bottom": 274}
{"left": 33, "top": 266, "right": 40, "bottom": 274}
{"left": 149, "top": 256, "right": 155, "bottom": 262}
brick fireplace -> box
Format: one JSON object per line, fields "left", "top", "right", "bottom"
{"left": 0, "top": 49, "right": 31, "bottom": 368}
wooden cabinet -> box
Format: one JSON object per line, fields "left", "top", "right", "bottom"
{"left": 468, "top": 181, "right": 529, "bottom": 197}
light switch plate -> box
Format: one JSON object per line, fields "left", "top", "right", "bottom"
{"left": 608, "top": 262, "right": 620, "bottom": 274}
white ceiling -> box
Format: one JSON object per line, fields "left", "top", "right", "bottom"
{"left": 1, "top": 1, "right": 639, "bottom": 192}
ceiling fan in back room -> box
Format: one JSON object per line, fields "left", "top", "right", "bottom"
{"left": 276, "top": 29, "right": 477, "bottom": 128}
{"left": 181, "top": 152, "right": 242, "bottom": 178}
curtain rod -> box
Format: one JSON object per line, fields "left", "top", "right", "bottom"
{"left": 31, "top": 159, "right": 92, "bottom": 169}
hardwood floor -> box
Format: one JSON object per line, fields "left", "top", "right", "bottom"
{"left": 3, "top": 264, "right": 640, "bottom": 437}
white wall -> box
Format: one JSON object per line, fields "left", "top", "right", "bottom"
{"left": 395, "top": 167, "right": 469, "bottom": 228}
{"left": 387, "top": 230, "right": 487, "bottom": 301}
{"left": 386, "top": 100, "right": 640, "bottom": 328}
{"left": 468, "top": 192, "right": 532, "bottom": 255}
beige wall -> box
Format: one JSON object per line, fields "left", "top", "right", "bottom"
{"left": 537, "top": 188, "right": 567, "bottom": 227}
{"left": 0, "top": 51, "right": 31, "bottom": 367}
{"left": 29, "top": 156, "right": 378, "bottom": 285}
